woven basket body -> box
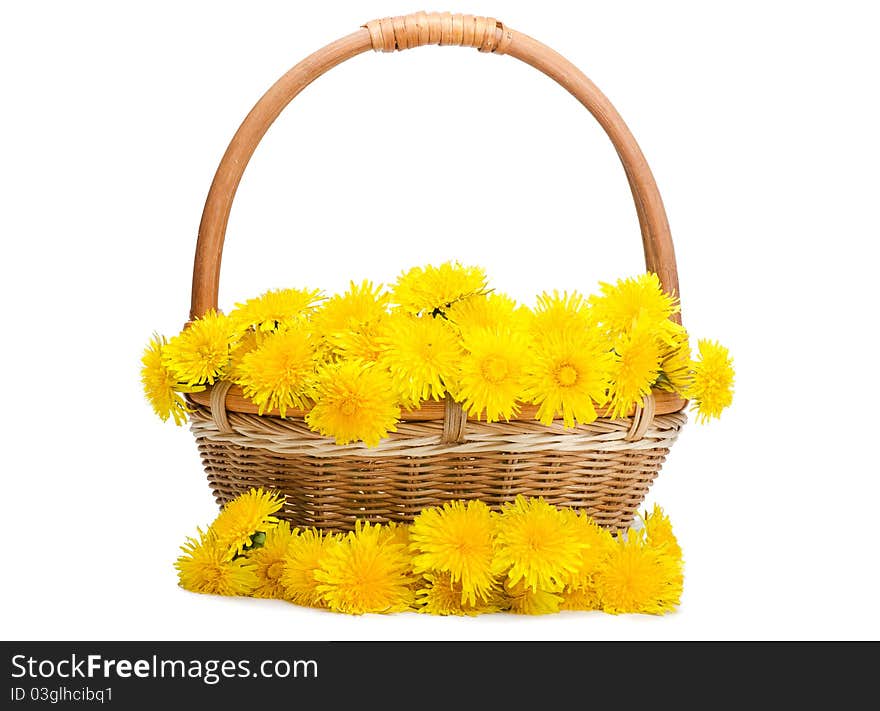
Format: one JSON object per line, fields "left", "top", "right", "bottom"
{"left": 186, "top": 12, "right": 688, "bottom": 532}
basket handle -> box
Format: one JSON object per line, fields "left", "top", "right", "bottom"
{"left": 190, "top": 11, "right": 681, "bottom": 321}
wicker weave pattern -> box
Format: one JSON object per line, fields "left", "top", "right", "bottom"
{"left": 190, "top": 404, "right": 685, "bottom": 532}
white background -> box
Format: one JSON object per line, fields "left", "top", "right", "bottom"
{"left": 2, "top": 0, "right": 878, "bottom": 641}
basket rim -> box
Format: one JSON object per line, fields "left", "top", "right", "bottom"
{"left": 188, "top": 383, "right": 687, "bottom": 422}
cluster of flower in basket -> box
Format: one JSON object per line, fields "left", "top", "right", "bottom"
{"left": 176, "top": 489, "right": 683, "bottom": 616}
{"left": 143, "top": 263, "right": 734, "bottom": 445}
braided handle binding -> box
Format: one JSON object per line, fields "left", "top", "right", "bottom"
{"left": 364, "top": 12, "right": 511, "bottom": 53}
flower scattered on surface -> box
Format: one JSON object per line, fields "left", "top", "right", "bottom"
{"left": 175, "top": 490, "right": 685, "bottom": 617}
{"left": 209, "top": 488, "right": 284, "bottom": 558}
{"left": 315, "top": 522, "right": 414, "bottom": 614}
{"left": 409, "top": 500, "right": 496, "bottom": 605}
{"left": 246, "top": 521, "right": 296, "bottom": 599}
{"left": 175, "top": 529, "right": 257, "bottom": 596}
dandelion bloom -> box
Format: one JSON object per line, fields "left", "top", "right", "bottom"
{"left": 209, "top": 488, "right": 284, "bottom": 558}
{"left": 281, "top": 528, "right": 340, "bottom": 608}
{"left": 141, "top": 334, "right": 194, "bottom": 425}
{"left": 312, "top": 280, "right": 390, "bottom": 360}
{"left": 504, "top": 580, "right": 563, "bottom": 615}
{"left": 315, "top": 522, "right": 414, "bottom": 614}
{"left": 246, "top": 521, "right": 296, "bottom": 599}
{"left": 446, "top": 292, "right": 529, "bottom": 335}
{"left": 175, "top": 530, "right": 257, "bottom": 596}
{"left": 689, "top": 339, "right": 734, "bottom": 422}
{"left": 377, "top": 313, "right": 462, "bottom": 405}
{"left": 607, "top": 326, "right": 663, "bottom": 419}
{"left": 392, "top": 261, "right": 487, "bottom": 316}
{"left": 522, "top": 331, "right": 614, "bottom": 427}
{"left": 230, "top": 287, "right": 324, "bottom": 332}
{"left": 305, "top": 361, "right": 400, "bottom": 446}
{"left": 493, "top": 496, "right": 585, "bottom": 593}
{"left": 530, "top": 290, "right": 592, "bottom": 341}
{"left": 594, "top": 528, "right": 682, "bottom": 615}
{"left": 236, "top": 328, "right": 316, "bottom": 417}
{"left": 590, "top": 272, "right": 680, "bottom": 341}
{"left": 457, "top": 327, "right": 530, "bottom": 422}
{"left": 161, "top": 310, "right": 237, "bottom": 386}
{"left": 409, "top": 500, "right": 496, "bottom": 605}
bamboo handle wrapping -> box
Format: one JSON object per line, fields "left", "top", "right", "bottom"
{"left": 191, "top": 11, "right": 681, "bottom": 321}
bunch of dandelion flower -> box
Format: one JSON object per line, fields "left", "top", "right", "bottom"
{"left": 175, "top": 529, "right": 258, "bottom": 596}
{"left": 445, "top": 292, "right": 529, "bottom": 336}
{"left": 392, "top": 261, "right": 488, "bottom": 316}
{"left": 305, "top": 361, "right": 400, "bottom": 446}
{"left": 162, "top": 310, "right": 238, "bottom": 387}
{"left": 522, "top": 331, "right": 614, "bottom": 427}
{"left": 493, "top": 496, "right": 585, "bottom": 593}
{"left": 504, "top": 580, "right": 563, "bottom": 615}
{"left": 594, "top": 527, "right": 682, "bottom": 615}
{"left": 312, "top": 280, "right": 390, "bottom": 358}
{"left": 377, "top": 312, "right": 462, "bottom": 406}
{"left": 688, "top": 339, "right": 734, "bottom": 422}
{"left": 409, "top": 500, "right": 496, "bottom": 606}
{"left": 141, "top": 334, "right": 198, "bottom": 425}
{"left": 590, "top": 272, "right": 680, "bottom": 342}
{"left": 315, "top": 522, "right": 414, "bottom": 614}
{"left": 530, "top": 290, "right": 592, "bottom": 342}
{"left": 457, "top": 327, "right": 530, "bottom": 422}
{"left": 209, "top": 488, "right": 284, "bottom": 558}
{"left": 607, "top": 326, "right": 663, "bottom": 419}
{"left": 235, "top": 328, "right": 317, "bottom": 417}
{"left": 415, "top": 572, "right": 502, "bottom": 616}
{"left": 246, "top": 521, "right": 296, "bottom": 599}
{"left": 230, "top": 287, "right": 324, "bottom": 332}
{"left": 281, "top": 528, "right": 340, "bottom": 608}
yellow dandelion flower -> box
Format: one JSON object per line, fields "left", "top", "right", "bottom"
{"left": 643, "top": 504, "right": 682, "bottom": 559}
{"left": 445, "top": 292, "right": 529, "bottom": 335}
{"left": 688, "top": 339, "right": 734, "bottom": 422}
{"left": 312, "top": 280, "right": 389, "bottom": 355}
{"left": 457, "top": 327, "right": 529, "bottom": 422}
{"left": 657, "top": 330, "right": 692, "bottom": 395}
{"left": 409, "top": 500, "right": 496, "bottom": 605}
{"left": 377, "top": 313, "right": 462, "bottom": 405}
{"left": 493, "top": 496, "right": 585, "bottom": 592}
{"left": 608, "top": 326, "right": 663, "bottom": 419}
{"left": 392, "top": 262, "right": 488, "bottom": 316}
{"left": 246, "top": 521, "right": 296, "bottom": 599}
{"left": 306, "top": 361, "right": 400, "bottom": 446}
{"left": 522, "top": 332, "right": 614, "bottom": 427}
{"left": 504, "top": 580, "right": 563, "bottom": 615}
{"left": 209, "top": 488, "right": 284, "bottom": 558}
{"left": 530, "top": 290, "right": 592, "bottom": 341}
{"left": 141, "top": 334, "right": 198, "bottom": 425}
{"left": 162, "top": 310, "right": 238, "bottom": 386}
{"left": 595, "top": 528, "right": 682, "bottom": 615}
{"left": 591, "top": 272, "right": 680, "bottom": 341}
{"left": 230, "top": 287, "right": 324, "bottom": 332}
{"left": 281, "top": 528, "right": 340, "bottom": 608}
{"left": 236, "top": 328, "right": 316, "bottom": 417}
{"left": 175, "top": 529, "right": 257, "bottom": 596}
{"left": 560, "top": 584, "right": 602, "bottom": 611}
{"left": 315, "top": 522, "right": 414, "bottom": 615}
{"left": 415, "top": 572, "right": 501, "bottom": 616}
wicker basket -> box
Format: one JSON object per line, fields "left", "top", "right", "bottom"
{"left": 186, "top": 11, "right": 688, "bottom": 533}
